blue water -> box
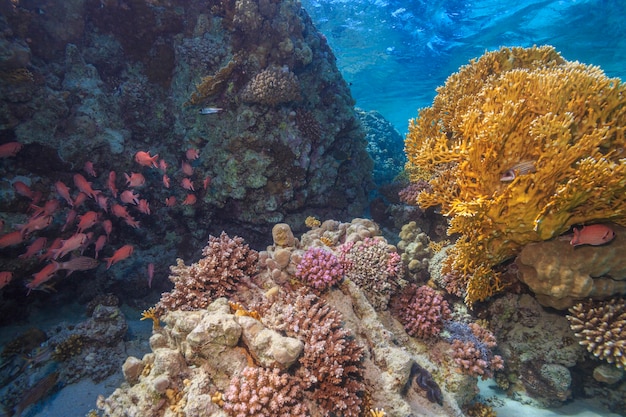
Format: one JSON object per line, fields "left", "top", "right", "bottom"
{"left": 302, "top": 0, "right": 626, "bottom": 133}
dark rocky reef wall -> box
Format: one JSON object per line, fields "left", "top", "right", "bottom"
{"left": 0, "top": 0, "right": 373, "bottom": 253}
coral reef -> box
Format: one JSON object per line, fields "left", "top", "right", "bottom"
{"left": 404, "top": 45, "right": 626, "bottom": 305}
{"left": 444, "top": 322, "right": 504, "bottom": 380}
{"left": 295, "top": 246, "right": 344, "bottom": 291}
{"left": 240, "top": 65, "right": 301, "bottom": 106}
{"left": 338, "top": 237, "right": 404, "bottom": 309}
{"left": 223, "top": 366, "right": 308, "bottom": 416}
{"left": 394, "top": 284, "right": 451, "bottom": 339}
{"left": 567, "top": 297, "right": 626, "bottom": 369}
{"left": 515, "top": 224, "right": 626, "bottom": 309}
{"left": 156, "top": 232, "right": 258, "bottom": 313}
{"left": 397, "top": 221, "right": 434, "bottom": 279}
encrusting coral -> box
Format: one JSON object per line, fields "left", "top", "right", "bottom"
{"left": 404, "top": 45, "right": 626, "bottom": 305}
{"left": 567, "top": 297, "right": 626, "bottom": 369}
{"left": 155, "top": 232, "right": 258, "bottom": 313}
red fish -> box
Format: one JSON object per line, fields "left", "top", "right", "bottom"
{"left": 55, "top": 181, "right": 74, "bottom": 207}
{"left": 94, "top": 235, "right": 107, "bottom": 259}
{"left": 186, "top": 148, "right": 199, "bottom": 160}
{"left": 107, "top": 171, "right": 118, "bottom": 197}
{"left": 137, "top": 199, "right": 150, "bottom": 215}
{"left": 162, "top": 174, "right": 170, "bottom": 188}
{"left": 165, "top": 196, "right": 176, "bottom": 207}
{"left": 30, "top": 199, "right": 60, "bottom": 219}
{"left": 19, "top": 237, "right": 48, "bottom": 259}
{"left": 62, "top": 209, "right": 77, "bottom": 232}
{"left": 0, "top": 231, "right": 24, "bottom": 248}
{"left": 203, "top": 176, "right": 211, "bottom": 190}
{"left": 13, "top": 181, "right": 35, "bottom": 199}
{"left": 135, "top": 151, "right": 159, "bottom": 168}
{"left": 40, "top": 238, "right": 62, "bottom": 261}
{"left": 181, "top": 160, "right": 193, "bottom": 176}
{"left": 0, "top": 141, "right": 23, "bottom": 158}
{"left": 19, "top": 215, "right": 52, "bottom": 237}
{"left": 570, "top": 224, "right": 616, "bottom": 246}
{"left": 181, "top": 178, "right": 195, "bottom": 191}
{"left": 123, "top": 216, "right": 140, "bottom": 229}
{"left": 159, "top": 159, "right": 168, "bottom": 173}
{"left": 73, "top": 192, "right": 88, "bottom": 207}
{"left": 76, "top": 211, "right": 99, "bottom": 233}
{"left": 105, "top": 244, "right": 134, "bottom": 269}
{"left": 27, "top": 262, "right": 60, "bottom": 293}
{"left": 124, "top": 172, "right": 146, "bottom": 187}
{"left": 84, "top": 161, "right": 97, "bottom": 177}
{"left": 120, "top": 190, "right": 140, "bottom": 205}
{"left": 53, "top": 233, "right": 88, "bottom": 260}
{"left": 97, "top": 194, "right": 109, "bottom": 212}
{"left": 102, "top": 219, "right": 113, "bottom": 238}
{"left": 73, "top": 174, "right": 98, "bottom": 199}
{"left": 147, "top": 263, "right": 154, "bottom": 288}
{"left": 182, "top": 194, "right": 196, "bottom": 205}
{"left": 111, "top": 204, "right": 131, "bottom": 220}
{"left": 0, "top": 271, "right": 13, "bottom": 289}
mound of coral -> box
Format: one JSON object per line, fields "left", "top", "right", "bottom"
{"left": 404, "top": 45, "right": 626, "bottom": 305}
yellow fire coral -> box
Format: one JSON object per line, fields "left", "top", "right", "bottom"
{"left": 405, "top": 45, "right": 626, "bottom": 305}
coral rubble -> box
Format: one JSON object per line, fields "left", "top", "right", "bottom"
{"left": 404, "top": 45, "right": 626, "bottom": 305}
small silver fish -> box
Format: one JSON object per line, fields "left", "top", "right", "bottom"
{"left": 199, "top": 107, "right": 223, "bottom": 115}
{"left": 500, "top": 160, "right": 536, "bottom": 182}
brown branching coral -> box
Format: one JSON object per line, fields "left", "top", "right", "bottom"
{"left": 404, "top": 45, "right": 626, "bottom": 306}
{"left": 263, "top": 289, "right": 365, "bottom": 417}
{"left": 187, "top": 59, "right": 237, "bottom": 106}
{"left": 223, "top": 366, "right": 308, "bottom": 417}
{"left": 567, "top": 297, "right": 626, "bottom": 369}
{"left": 156, "top": 232, "right": 258, "bottom": 313}
{"left": 241, "top": 65, "right": 301, "bottom": 106}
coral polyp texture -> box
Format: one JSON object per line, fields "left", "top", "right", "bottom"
{"left": 295, "top": 246, "right": 344, "bottom": 291}
{"left": 156, "top": 232, "right": 258, "bottom": 313}
{"left": 404, "top": 45, "right": 626, "bottom": 305}
{"left": 223, "top": 366, "right": 308, "bottom": 417}
{"left": 241, "top": 65, "right": 301, "bottom": 106}
{"left": 567, "top": 297, "right": 626, "bottom": 369}
{"left": 395, "top": 284, "right": 451, "bottom": 339}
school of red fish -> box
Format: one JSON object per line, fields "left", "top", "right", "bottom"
{"left": 0, "top": 143, "right": 212, "bottom": 293}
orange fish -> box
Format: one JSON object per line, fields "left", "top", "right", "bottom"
{"left": 181, "top": 178, "right": 195, "bottom": 191}
{"left": 162, "top": 174, "right": 170, "bottom": 188}
{"left": 137, "top": 199, "right": 150, "bottom": 215}
{"left": 73, "top": 192, "right": 88, "bottom": 207}
{"left": 0, "top": 231, "right": 24, "bottom": 248}
{"left": 203, "top": 176, "right": 211, "bottom": 190}
{"left": 19, "top": 237, "right": 48, "bottom": 259}
{"left": 135, "top": 151, "right": 159, "bottom": 168}
{"left": 570, "top": 224, "right": 616, "bottom": 246}
{"left": 30, "top": 199, "right": 60, "bottom": 219}
{"left": 27, "top": 262, "right": 60, "bottom": 293}
{"left": 55, "top": 181, "right": 74, "bottom": 206}
{"left": 0, "top": 271, "right": 13, "bottom": 289}
{"left": 125, "top": 172, "right": 146, "bottom": 187}
{"left": 181, "top": 161, "right": 193, "bottom": 176}
{"left": 84, "top": 161, "right": 97, "bottom": 177}
{"left": 182, "top": 194, "right": 196, "bottom": 205}
{"left": 105, "top": 244, "right": 134, "bottom": 269}
{"left": 165, "top": 196, "right": 176, "bottom": 207}
{"left": 186, "top": 148, "right": 199, "bottom": 160}
{"left": 62, "top": 209, "right": 77, "bottom": 232}
{"left": 76, "top": 211, "right": 99, "bottom": 233}
{"left": 53, "top": 233, "right": 88, "bottom": 260}
{"left": 120, "top": 190, "right": 140, "bottom": 205}
{"left": 0, "top": 141, "right": 23, "bottom": 158}
{"left": 73, "top": 174, "right": 98, "bottom": 199}
{"left": 96, "top": 194, "right": 109, "bottom": 212}
{"left": 107, "top": 171, "right": 118, "bottom": 197}
{"left": 123, "top": 216, "right": 140, "bottom": 229}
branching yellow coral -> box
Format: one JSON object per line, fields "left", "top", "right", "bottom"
{"left": 405, "top": 45, "right": 626, "bottom": 305}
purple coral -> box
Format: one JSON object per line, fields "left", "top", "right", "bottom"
{"left": 396, "top": 284, "right": 451, "bottom": 339}
{"left": 296, "top": 247, "right": 344, "bottom": 291}
{"left": 223, "top": 366, "right": 308, "bottom": 417}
